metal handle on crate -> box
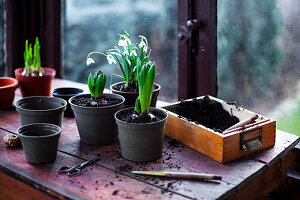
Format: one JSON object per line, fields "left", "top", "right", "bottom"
{"left": 242, "top": 138, "right": 262, "bottom": 151}
{"left": 240, "top": 128, "right": 262, "bottom": 151}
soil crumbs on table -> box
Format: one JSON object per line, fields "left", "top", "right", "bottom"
{"left": 167, "top": 96, "right": 239, "bottom": 132}
{"left": 72, "top": 95, "right": 122, "bottom": 107}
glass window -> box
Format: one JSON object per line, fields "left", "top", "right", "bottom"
{"left": 63, "top": 0, "right": 178, "bottom": 102}
{"left": 0, "top": 0, "right": 4, "bottom": 76}
{"left": 218, "top": 0, "right": 300, "bottom": 136}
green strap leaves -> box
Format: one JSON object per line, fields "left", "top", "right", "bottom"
{"left": 88, "top": 70, "right": 106, "bottom": 98}
{"left": 134, "top": 62, "right": 156, "bottom": 114}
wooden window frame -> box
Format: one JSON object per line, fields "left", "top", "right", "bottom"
{"left": 178, "top": 0, "right": 217, "bottom": 99}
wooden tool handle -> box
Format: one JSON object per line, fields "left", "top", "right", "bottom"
{"left": 224, "top": 115, "right": 258, "bottom": 132}
{"left": 166, "top": 172, "right": 222, "bottom": 180}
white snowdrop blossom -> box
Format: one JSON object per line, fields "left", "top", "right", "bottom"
{"left": 107, "top": 54, "right": 116, "bottom": 65}
{"left": 124, "top": 38, "right": 131, "bottom": 47}
{"left": 86, "top": 57, "right": 95, "bottom": 66}
{"left": 118, "top": 39, "right": 125, "bottom": 47}
{"left": 124, "top": 50, "right": 129, "bottom": 55}
{"left": 130, "top": 50, "right": 137, "bottom": 57}
{"left": 143, "top": 46, "right": 148, "bottom": 53}
{"left": 139, "top": 40, "right": 146, "bottom": 48}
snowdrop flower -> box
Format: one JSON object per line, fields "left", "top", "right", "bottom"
{"left": 124, "top": 38, "right": 131, "bottom": 46}
{"left": 118, "top": 39, "right": 125, "bottom": 47}
{"left": 86, "top": 57, "right": 95, "bottom": 66}
{"left": 130, "top": 50, "right": 137, "bottom": 57}
{"left": 107, "top": 54, "right": 116, "bottom": 65}
{"left": 124, "top": 50, "right": 129, "bottom": 55}
{"left": 139, "top": 40, "right": 146, "bottom": 48}
{"left": 143, "top": 46, "right": 148, "bottom": 53}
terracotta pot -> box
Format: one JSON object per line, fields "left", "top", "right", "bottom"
{"left": 0, "top": 77, "right": 18, "bottom": 109}
{"left": 15, "top": 67, "right": 56, "bottom": 97}
{"left": 111, "top": 81, "right": 160, "bottom": 107}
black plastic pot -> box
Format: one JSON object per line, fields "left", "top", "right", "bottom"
{"left": 16, "top": 123, "right": 61, "bottom": 164}
{"left": 51, "top": 87, "right": 84, "bottom": 117}
{"left": 115, "top": 107, "right": 168, "bottom": 162}
{"left": 69, "top": 93, "right": 125, "bottom": 145}
{"left": 15, "top": 96, "right": 67, "bottom": 127}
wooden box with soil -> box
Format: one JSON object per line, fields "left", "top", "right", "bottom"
{"left": 161, "top": 96, "right": 276, "bottom": 163}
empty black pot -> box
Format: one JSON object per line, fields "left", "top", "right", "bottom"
{"left": 51, "top": 87, "right": 84, "bottom": 117}
{"left": 15, "top": 96, "right": 67, "bottom": 127}
{"left": 17, "top": 123, "right": 61, "bottom": 164}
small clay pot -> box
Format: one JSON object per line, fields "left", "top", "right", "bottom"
{"left": 51, "top": 87, "right": 84, "bottom": 117}
{"left": 115, "top": 107, "right": 168, "bottom": 162}
{"left": 69, "top": 93, "right": 125, "bottom": 145}
{"left": 15, "top": 96, "right": 67, "bottom": 127}
{"left": 0, "top": 77, "right": 18, "bottom": 109}
{"left": 111, "top": 81, "right": 160, "bottom": 107}
{"left": 15, "top": 67, "right": 56, "bottom": 97}
{"left": 17, "top": 123, "right": 61, "bottom": 164}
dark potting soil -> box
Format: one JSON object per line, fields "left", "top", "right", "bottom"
{"left": 118, "top": 109, "right": 166, "bottom": 124}
{"left": 72, "top": 95, "right": 122, "bottom": 107}
{"left": 167, "top": 96, "right": 239, "bottom": 132}
{"left": 113, "top": 80, "right": 159, "bottom": 93}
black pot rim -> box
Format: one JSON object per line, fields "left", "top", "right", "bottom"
{"left": 69, "top": 93, "right": 125, "bottom": 109}
{"left": 115, "top": 107, "right": 168, "bottom": 126}
{"left": 17, "top": 123, "right": 61, "bottom": 139}
{"left": 51, "top": 87, "right": 84, "bottom": 97}
{"left": 16, "top": 96, "right": 67, "bottom": 113}
{"left": 110, "top": 81, "right": 161, "bottom": 94}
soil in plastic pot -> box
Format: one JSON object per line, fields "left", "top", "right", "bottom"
{"left": 69, "top": 93, "right": 125, "bottom": 145}
{"left": 115, "top": 107, "right": 168, "bottom": 162}
{"left": 111, "top": 81, "right": 160, "bottom": 107}
{"left": 17, "top": 123, "right": 61, "bottom": 165}
{"left": 15, "top": 67, "right": 55, "bottom": 97}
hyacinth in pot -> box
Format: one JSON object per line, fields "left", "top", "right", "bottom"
{"left": 115, "top": 62, "right": 167, "bottom": 162}
{"left": 15, "top": 37, "right": 56, "bottom": 97}
{"left": 86, "top": 29, "right": 160, "bottom": 107}
{"left": 69, "top": 69, "right": 125, "bottom": 145}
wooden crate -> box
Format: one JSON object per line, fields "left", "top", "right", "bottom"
{"left": 161, "top": 96, "right": 276, "bottom": 163}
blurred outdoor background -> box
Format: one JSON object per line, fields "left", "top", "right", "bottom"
{"left": 0, "top": 0, "right": 298, "bottom": 136}
{"left": 218, "top": 0, "right": 300, "bottom": 136}
{"left": 62, "top": 0, "right": 178, "bottom": 102}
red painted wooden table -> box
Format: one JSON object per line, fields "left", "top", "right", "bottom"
{"left": 0, "top": 79, "right": 299, "bottom": 200}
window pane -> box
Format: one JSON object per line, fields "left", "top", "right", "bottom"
{"left": 218, "top": 0, "right": 300, "bottom": 136}
{"left": 63, "top": 0, "right": 178, "bottom": 102}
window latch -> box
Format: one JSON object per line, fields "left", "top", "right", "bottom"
{"left": 178, "top": 19, "right": 200, "bottom": 42}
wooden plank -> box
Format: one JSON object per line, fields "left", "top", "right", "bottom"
{"left": 229, "top": 151, "right": 296, "bottom": 200}
{"left": 247, "top": 130, "right": 300, "bottom": 166}
{"left": 0, "top": 130, "right": 187, "bottom": 200}
{"left": 54, "top": 124, "right": 266, "bottom": 200}
{"left": 0, "top": 172, "right": 54, "bottom": 200}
